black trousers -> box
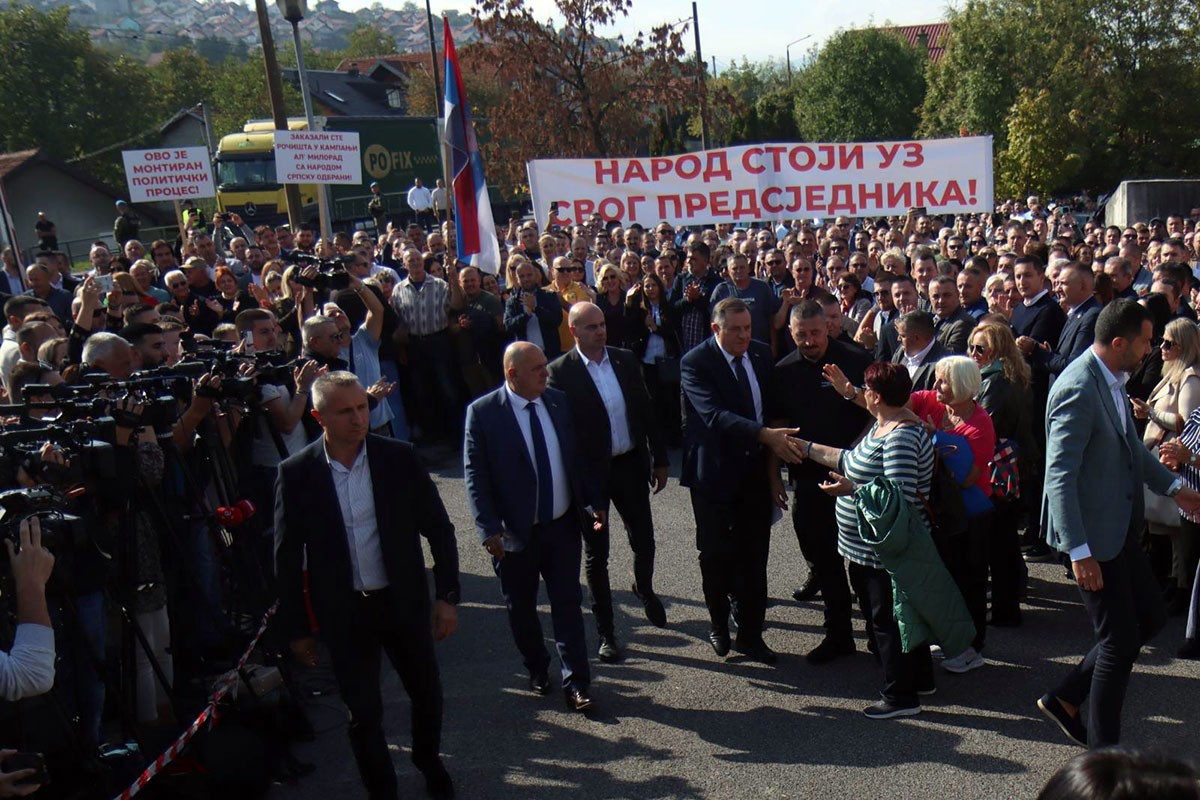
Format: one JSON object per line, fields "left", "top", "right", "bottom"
{"left": 848, "top": 561, "right": 934, "bottom": 707}
{"left": 792, "top": 482, "right": 853, "bottom": 641}
{"left": 582, "top": 450, "right": 657, "bottom": 636}
{"left": 326, "top": 589, "right": 444, "bottom": 800}
{"left": 1052, "top": 534, "right": 1167, "bottom": 748}
{"left": 408, "top": 330, "right": 464, "bottom": 441}
{"left": 642, "top": 362, "right": 682, "bottom": 447}
{"left": 941, "top": 511, "right": 992, "bottom": 652}
{"left": 988, "top": 497, "right": 1025, "bottom": 624}
{"left": 690, "top": 462, "right": 771, "bottom": 642}
{"left": 495, "top": 512, "right": 589, "bottom": 691}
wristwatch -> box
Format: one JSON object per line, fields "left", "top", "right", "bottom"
{"left": 439, "top": 590, "right": 460, "bottom": 606}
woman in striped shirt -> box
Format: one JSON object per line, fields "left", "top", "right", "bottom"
{"left": 793, "top": 361, "right": 936, "bottom": 719}
{"left": 1154, "top": 408, "right": 1200, "bottom": 659}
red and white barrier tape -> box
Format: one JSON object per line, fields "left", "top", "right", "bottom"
{"left": 113, "top": 601, "right": 280, "bottom": 800}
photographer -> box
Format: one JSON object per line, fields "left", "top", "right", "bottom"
{"left": 234, "top": 308, "right": 321, "bottom": 526}
{"left": 303, "top": 271, "right": 396, "bottom": 435}
{"left": 0, "top": 516, "right": 56, "bottom": 702}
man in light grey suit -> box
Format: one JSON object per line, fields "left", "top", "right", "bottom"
{"left": 1037, "top": 299, "right": 1200, "bottom": 749}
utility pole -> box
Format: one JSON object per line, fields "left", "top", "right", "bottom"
{"left": 692, "top": 2, "right": 709, "bottom": 151}
{"left": 254, "top": 0, "right": 303, "bottom": 231}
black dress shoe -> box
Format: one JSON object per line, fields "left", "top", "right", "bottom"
{"left": 709, "top": 626, "right": 731, "bottom": 657}
{"left": 805, "top": 636, "right": 856, "bottom": 665}
{"left": 563, "top": 686, "right": 594, "bottom": 712}
{"left": 529, "top": 670, "right": 552, "bottom": 695}
{"left": 1179, "top": 637, "right": 1200, "bottom": 660}
{"left": 633, "top": 583, "right": 667, "bottom": 628}
{"left": 792, "top": 577, "right": 822, "bottom": 602}
{"left": 598, "top": 635, "right": 623, "bottom": 663}
{"left": 421, "top": 762, "right": 455, "bottom": 800}
{"left": 734, "top": 636, "right": 778, "bottom": 664}
{"left": 1037, "top": 693, "right": 1087, "bottom": 747}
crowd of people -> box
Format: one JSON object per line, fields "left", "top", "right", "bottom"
{"left": 1, "top": 193, "right": 1200, "bottom": 797}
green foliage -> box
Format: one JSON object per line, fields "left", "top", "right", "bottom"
{"left": 922, "top": 0, "right": 1200, "bottom": 193}
{"left": 794, "top": 28, "right": 926, "bottom": 142}
{"left": 0, "top": 4, "right": 154, "bottom": 181}
{"left": 344, "top": 23, "right": 396, "bottom": 58}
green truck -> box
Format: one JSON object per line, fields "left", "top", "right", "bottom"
{"left": 215, "top": 115, "right": 442, "bottom": 228}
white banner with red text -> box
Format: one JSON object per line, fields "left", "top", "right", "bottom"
{"left": 122, "top": 147, "right": 215, "bottom": 202}
{"left": 527, "top": 136, "right": 993, "bottom": 229}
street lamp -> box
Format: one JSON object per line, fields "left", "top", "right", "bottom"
{"left": 786, "top": 35, "right": 812, "bottom": 81}
{"left": 276, "top": 0, "right": 332, "bottom": 238}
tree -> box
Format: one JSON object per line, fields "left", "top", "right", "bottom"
{"left": 344, "top": 23, "right": 396, "bottom": 58}
{"left": 922, "top": 0, "right": 1200, "bottom": 194}
{"left": 793, "top": 28, "right": 926, "bottom": 143}
{"left": 0, "top": 6, "right": 155, "bottom": 184}
{"left": 470, "top": 0, "right": 691, "bottom": 187}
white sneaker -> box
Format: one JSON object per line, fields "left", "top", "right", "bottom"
{"left": 941, "top": 647, "right": 985, "bottom": 674}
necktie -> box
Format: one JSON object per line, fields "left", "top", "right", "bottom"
{"left": 733, "top": 355, "right": 756, "bottom": 420}
{"left": 527, "top": 402, "right": 555, "bottom": 524}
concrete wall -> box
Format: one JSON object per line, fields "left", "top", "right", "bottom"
{"left": 5, "top": 162, "right": 122, "bottom": 261}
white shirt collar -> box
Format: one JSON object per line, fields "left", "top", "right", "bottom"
{"left": 1090, "top": 347, "right": 1129, "bottom": 390}
{"left": 1023, "top": 288, "right": 1050, "bottom": 307}
{"left": 716, "top": 342, "right": 748, "bottom": 366}
{"left": 576, "top": 345, "right": 608, "bottom": 368}
{"left": 906, "top": 338, "right": 937, "bottom": 366}
{"left": 322, "top": 437, "right": 367, "bottom": 471}
{"left": 504, "top": 383, "right": 540, "bottom": 411}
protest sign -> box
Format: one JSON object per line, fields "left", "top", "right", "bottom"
{"left": 122, "top": 147, "right": 215, "bottom": 202}
{"left": 274, "top": 131, "right": 362, "bottom": 185}
{"left": 528, "top": 136, "right": 993, "bottom": 228}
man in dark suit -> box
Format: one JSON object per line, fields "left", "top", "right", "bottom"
{"left": 1024, "top": 262, "right": 1101, "bottom": 385}
{"left": 874, "top": 275, "right": 920, "bottom": 362}
{"left": 275, "top": 372, "right": 459, "bottom": 800}
{"left": 503, "top": 260, "right": 564, "bottom": 359}
{"left": 464, "top": 341, "right": 605, "bottom": 712}
{"left": 681, "top": 298, "right": 806, "bottom": 663}
{"left": 546, "top": 303, "right": 670, "bottom": 663}
{"left": 890, "top": 310, "right": 946, "bottom": 392}
{"left": 1011, "top": 254, "right": 1068, "bottom": 560}
{"left": 929, "top": 274, "right": 978, "bottom": 354}
{"left": 768, "top": 300, "right": 872, "bottom": 664}
{"left": 1038, "top": 300, "right": 1200, "bottom": 749}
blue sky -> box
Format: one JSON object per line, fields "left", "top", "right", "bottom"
{"left": 338, "top": 0, "right": 953, "bottom": 68}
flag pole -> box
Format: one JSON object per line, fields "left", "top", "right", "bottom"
{"left": 429, "top": 5, "right": 454, "bottom": 233}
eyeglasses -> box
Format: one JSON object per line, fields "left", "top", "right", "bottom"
{"left": 1162, "top": 339, "right": 1176, "bottom": 351}
{"left": 560, "top": 267, "right": 583, "bottom": 273}
{"left": 167, "top": 282, "right": 187, "bottom": 289}
{"left": 967, "top": 343, "right": 988, "bottom": 355}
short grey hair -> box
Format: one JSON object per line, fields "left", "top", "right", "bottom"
{"left": 312, "top": 370, "right": 362, "bottom": 411}
{"left": 301, "top": 314, "right": 337, "bottom": 347}
{"left": 164, "top": 269, "right": 185, "bottom": 286}
{"left": 82, "top": 331, "right": 130, "bottom": 366}
{"left": 935, "top": 355, "right": 982, "bottom": 402}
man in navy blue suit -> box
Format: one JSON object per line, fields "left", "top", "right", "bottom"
{"left": 680, "top": 298, "right": 806, "bottom": 664}
{"left": 464, "top": 341, "right": 604, "bottom": 712}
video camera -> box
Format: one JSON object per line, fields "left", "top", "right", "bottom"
{"left": 0, "top": 417, "right": 118, "bottom": 485}
{"left": 0, "top": 486, "right": 86, "bottom": 558}
{"left": 282, "top": 251, "right": 354, "bottom": 291}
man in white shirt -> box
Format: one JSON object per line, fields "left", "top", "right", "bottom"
{"left": 275, "top": 372, "right": 459, "bottom": 800}
{"left": 430, "top": 179, "right": 447, "bottom": 223}
{"left": 407, "top": 178, "right": 435, "bottom": 231}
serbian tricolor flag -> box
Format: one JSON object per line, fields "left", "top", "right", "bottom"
{"left": 443, "top": 19, "right": 501, "bottom": 275}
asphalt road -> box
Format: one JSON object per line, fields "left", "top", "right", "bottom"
{"left": 267, "top": 447, "right": 1200, "bottom": 800}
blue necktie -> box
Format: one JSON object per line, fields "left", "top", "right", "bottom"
{"left": 734, "top": 355, "right": 756, "bottom": 420}
{"left": 528, "top": 402, "right": 555, "bottom": 524}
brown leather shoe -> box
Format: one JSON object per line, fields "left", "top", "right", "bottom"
{"left": 563, "top": 686, "right": 594, "bottom": 712}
